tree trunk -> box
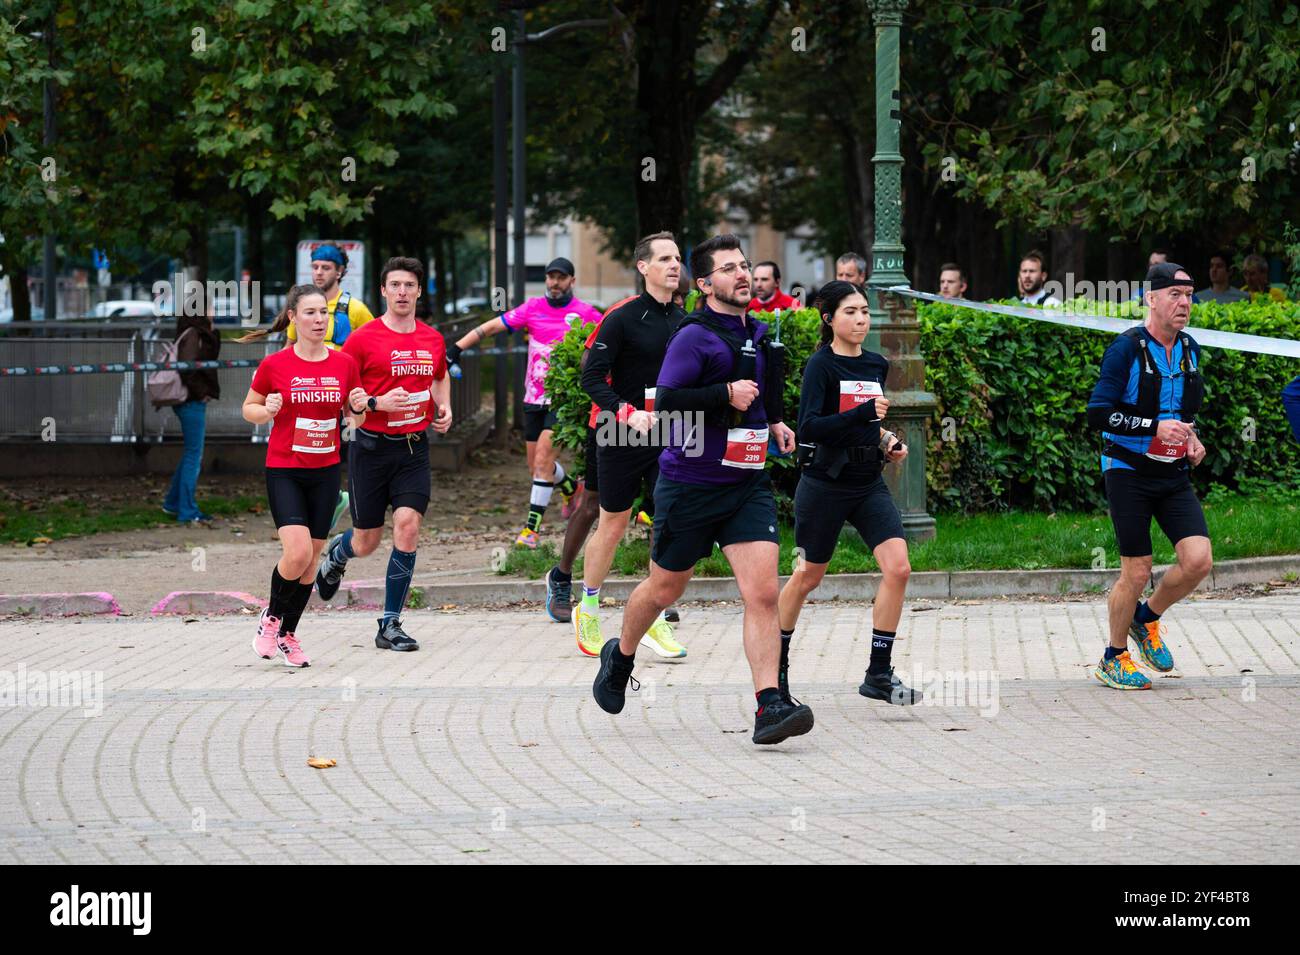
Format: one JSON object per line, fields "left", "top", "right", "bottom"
{"left": 840, "top": 125, "right": 872, "bottom": 258}
{"left": 3, "top": 258, "right": 32, "bottom": 323}
{"left": 1106, "top": 237, "right": 1127, "bottom": 283}
{"left": 1050, "top": 224, "right": 1086, "bottom": 295}
{"left": 245, "top": 193, "right": 265, "bottom": 285}
{"left": 432, "top": 235, "right": 448, "bottom": 318}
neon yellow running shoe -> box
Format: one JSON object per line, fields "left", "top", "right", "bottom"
{"left": 515, "top": 527, "right": 539, "bottom": 549}
{"left": 642, "top": 616, "right": 686, "bottom": 659}
{"left": 574, "top": 606, "right": 603, "bottom": 657}
{"left": 636, "top": 510, "right": 653, "bottom": 527}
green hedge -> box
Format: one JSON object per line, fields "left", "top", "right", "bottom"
{"left": 544, "top": 298, "right": 1300, "bottom": 513}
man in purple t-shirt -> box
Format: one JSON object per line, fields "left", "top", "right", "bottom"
{"left": 590, "top": 233, "right": 811, "bottom": 747}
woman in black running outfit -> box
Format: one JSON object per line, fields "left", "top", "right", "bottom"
{"left": 777, "top": 281, "right": 919, "bottom": 705}
{"left": 241, "top": 285, "right": 366, "bottom": 666}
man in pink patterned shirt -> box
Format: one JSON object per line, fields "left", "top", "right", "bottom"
{"left": 447, "top": 257, "right": 602, "bottom": 547}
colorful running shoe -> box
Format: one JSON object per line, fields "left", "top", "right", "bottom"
{"left": 642, "top": 616, "right": 686, "bottom": 658}
{"left": 277, "top": 631, "right": 311, "bottom": 668}
{"left": 515, "top": 527, "right": 539, "bottom": 549}
{"left": 545, "top": 566, "right": 573, "bottom": 623}
{"left": 1094, "top": 650, "right": 1152, "bottom": 690}
{"left": 635, "top": 510, "right": 653, "bottom": 527}
{"left": 253, "top": 608, "right": 281, "bottom": 660}
{"left": 1129, "top": 620, "right": 1174, "bottom": 672}
{"left": 574, "top": 605, "right": 603, "bottom": 656}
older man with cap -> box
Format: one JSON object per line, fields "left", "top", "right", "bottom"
{"left": 1086, "top": 261, "right": 1212, "bottom": 690}
{"left": 448, "top": 257, "right": 603, "bottom": 547}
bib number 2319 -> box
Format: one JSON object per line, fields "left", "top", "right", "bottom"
{"left": 721, "top": 427, "right": 769, "bottom": 469}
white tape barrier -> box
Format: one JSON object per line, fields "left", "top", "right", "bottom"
{"left": 886, "top": 286, "right": 1300, "bottom": 359}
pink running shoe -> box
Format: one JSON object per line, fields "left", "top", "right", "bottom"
{"left": 253, "top": 608, "right": 282, "bottom": 660}
{"left": 277, "top": 631, "right": 311, "bottom": 668}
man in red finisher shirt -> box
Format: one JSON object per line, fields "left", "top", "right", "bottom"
{"left": 747, "top": 261, "right": 798, "bottom": 315}
{"left": 313, "top": 257, "right": 453, "bottom": 652}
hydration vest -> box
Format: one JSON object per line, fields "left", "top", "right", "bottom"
{"left": 330, "top": 292, "right": 353, "bottom": 347}
{"left": 1104, "top": 327, "right": 1204, "bottom": 473}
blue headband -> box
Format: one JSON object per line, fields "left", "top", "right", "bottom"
{"left": 311, "top": 245, "right": 345, "bottom": 267}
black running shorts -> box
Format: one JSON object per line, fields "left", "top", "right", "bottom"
{"left": 266, "top": 464, "right": 341, "bottom": 539}
{"left": 348, "top": 428, "right": 431, "bottom": 530}
{"left": 651, "top": 470, "right": 779, "bottom": 572}
{"left": 794, "top": 472, "right": 905, "bottom": 564}
{"left": 584, "top": 425, "right": 600, "bottom": 492}
{"left": 1104, "top": 466, "right": 1209, "bottom": 558}
{"left": 597, "top": 443, "right": 661, "bottom": 514}
{"left": 523, "top": 402, "right": 558, "bottom": 442}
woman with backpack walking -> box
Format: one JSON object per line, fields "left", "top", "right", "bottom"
{"left": 162, "top": 304, "right": 221, "bottom": 524}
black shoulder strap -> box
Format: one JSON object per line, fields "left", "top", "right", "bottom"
{"left": 1121, "top": 327, "right": 1156, "bottom": 376}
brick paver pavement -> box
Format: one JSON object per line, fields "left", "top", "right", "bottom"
{"left": 2, "top": 593, "right": 1297, "bottom": 864}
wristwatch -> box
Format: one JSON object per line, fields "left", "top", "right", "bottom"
{"left": 367, "top": 396, "right": 378, "bottom": 412}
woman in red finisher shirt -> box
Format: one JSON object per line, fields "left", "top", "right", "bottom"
{"left": 242, "top": 285, "right": 367, "bottom": 667}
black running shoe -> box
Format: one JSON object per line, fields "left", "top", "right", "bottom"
{"left": 545, "top": 566, "right": 573, "bottom": 623}
{"left": 859, "top": 666, "right": 920, "bottom": 705}
{"left": 752, "top": 697, "right": 815, "bottom": 745}
{"left": 593, "top": 638, "right": 639, "bottom": 714}
{"left": 315, "top": 533, "right": 349, "bottom": 602}
{"left": 376, "top": 617, "right": 420, "bottom": 651}
{"left": 663, "top": 606, "right": 680, "bottom": 623}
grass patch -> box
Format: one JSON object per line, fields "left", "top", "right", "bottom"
{"left": 0, "top": 494, "right": 267, "bottom": 544}
{"left": 495, "top": 492, "right": 1300, "bottom": 579}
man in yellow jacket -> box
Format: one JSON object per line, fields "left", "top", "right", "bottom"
{"left": 289, "top": 244, "right": 376, "bottom": 348}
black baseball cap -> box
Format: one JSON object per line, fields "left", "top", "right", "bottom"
{"left": 545, "top": 257, "right": 575, "bottom": 277}
{"left": 1146, "top": 262, "right": 1195, "bottom": 290}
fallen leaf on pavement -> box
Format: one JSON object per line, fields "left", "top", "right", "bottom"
{"left": 307, "top": 757, "right": 337, "bottom": 769}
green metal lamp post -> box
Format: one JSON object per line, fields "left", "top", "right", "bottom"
{"left": 865, "top": 0, "right": 936, "bottom": 540}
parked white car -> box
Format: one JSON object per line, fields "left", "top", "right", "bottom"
{"left": 92, "top": 300, "right": 161, "bottom": 318}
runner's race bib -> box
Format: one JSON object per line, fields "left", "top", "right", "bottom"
{"left": 721, "top": 427, "right": 769, "bottom": 469}
{"left": 388, "top": 390, "right": 431, "bottom": 428}
{"left": 839, "top": 380, "right": 883, "bottom": 413}
{"left": 291, "top": 416, "right": 337, "bottom": 454}
{"left": 1145, "top": 434, "right": 1188, "bottom": 463}
{"left": 644, "top": 387, "right": 656, "bottom": 413}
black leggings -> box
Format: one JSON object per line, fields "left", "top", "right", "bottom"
{"left": 266, "top": 465, "right": 341, "bottom": 539}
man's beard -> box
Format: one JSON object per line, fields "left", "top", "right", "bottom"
{"left": 714, "top": 288, "right": 750, "bottom": 309}
{"left": 546, "top": 289, "right": 574, "bottom": 307}
{"left": 1022, "top": 278, "right": 1043, "bottom": 295}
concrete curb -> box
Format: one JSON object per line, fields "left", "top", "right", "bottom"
{"left": 150, "top": 591, "right": 266, "bottom": 615}
{"left": 337, "top": 553, "right": 1300, "bottom": 608}
{"left": 0, "top": 592, "right": 122, "bottom": 617}
{"left": 5, "top": 555, "right": 1298, "bottom": 619}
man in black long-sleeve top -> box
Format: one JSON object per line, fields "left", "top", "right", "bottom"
{"left": 573, "top": 232, "right": 688, "bottom": 660}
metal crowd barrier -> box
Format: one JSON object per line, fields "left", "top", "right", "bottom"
{"left": 0, "top": 327, "right": 486, "bottom": 443}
